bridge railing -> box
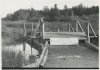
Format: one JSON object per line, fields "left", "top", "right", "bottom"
{"left": 33, "top": 18, "right": 97, "bottom": 43}
{"left": 68, "top": 19, "right": 97, "bottom": 42}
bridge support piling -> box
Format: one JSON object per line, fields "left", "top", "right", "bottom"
{"left": 86, "top": 23, "right": 90, "bottom": 42}
{"left": 43, "top": 23, "right": 44, "bottom": 38}
{"left": 23, "top": 22, "right": 27, "bottom": 66}
{"left": 58, "top": 29, "right": 60, "bottom": 32}
{"left": 29, "top": 54, "right": 37, "bottom": 64}
{"left": 69, "top": 23, "right": 70, "bottom": 32}
{"left": 31, "top": 38, "right": 33, "bottom": 54}
{"left": 76, "top": 21, "right": 78, "bottom": 32}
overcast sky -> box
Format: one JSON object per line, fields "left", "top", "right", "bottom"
{"left": 1, "top": 0, "right": 99, "bottom": 17}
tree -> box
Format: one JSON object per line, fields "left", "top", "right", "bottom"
{"left": 49, "top": 4, "right": 60, "bottom": 21}
{"left": 29, "top": 8, "right": 38, "bottom": 17}
{"left": 17, "top": 9, "right": 29, "bottom": 21}
{"left": 63, "top": 5, "right": 69, "bottom": 17}
{"left": 2, "top": 4, "right": 99, "bottom": 21}
{"left": 43, "top": 6, "right": 49, "bottom": 16}
{"left": 54, "top": 4, "right": 60, "bottom": 17}
{"left": 68, "top": 9, "right": 74, "bottom": 16}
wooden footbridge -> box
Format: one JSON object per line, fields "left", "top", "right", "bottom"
{"left": 23, "top": 18, "right": 99, "bottom": 68}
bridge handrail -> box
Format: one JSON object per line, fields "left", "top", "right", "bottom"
{"left": 32, "top": 18, "right": 44, "bottom": 37}
{"left": 85, "top": 40, "right": 99, "bottom": 51}
{"left": 68, "top": 19, "right": 97, "bottom": 42}
{"left": 37, "top": 41, "right": 48, "bottom": 66}
{"left": 69, "top": 19, "right": 89, "bottom": 23}
{"left": 77, "top": 19, "right": 89, "bottom": 23}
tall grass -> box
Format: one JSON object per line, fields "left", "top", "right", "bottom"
{"left": 2, "top": 43, "right": 38, "bottom": 68}
{"left": 2, "top": 47, "right": 24, "bottom": 67}
{"left": 2, "top": 21, "right": 37, "bottom": 67}
{"left": 2, "top": 21, "right": 38, "bottom": 46}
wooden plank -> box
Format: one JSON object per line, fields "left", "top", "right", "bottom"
{"left": 39, "top": 46, "right": 48, "bottom": 67}
{"left": 23, "top": 23, "right": 26, "bottom": 52}
{"left": 89, "top": 23, "right": 97, "bottom": 37}
{"left": 33, "top": 19, "right": 42, "bottom": 37}
{"left": 23, "top": 23, "right": 26, "bottom": 37}
{"left": 44, "top": 32, "right": 86, "bottom": 40}
{"left": 37, "top": 41, "right": 48, "bottom": 65}
{"left": 77, "top": 21, "right": 84, "bottom": 33}
{"left": 58, "top": 29, "right": 60, "bottom": 32}
{"left": 70, "top": 24, "right": 74, "bottom": 32}
{"left": 90, "top": 36, "right": 97, "bottom": 38}
{"left": 31, "top": 22, "right": 34, "bottom": 37}
{"left": 50, "top": 38, "right": 79, "bottom": 45}
{"left": 31, "top": 38, "right": 33, "bottom": 54}
{"left": 44, "top": 32, "right": 86, "bottom": 36}
{"left": 76, "top": 21, "right": 78, "bottom": 32}
{"left": 86, "top": 23, "right": 90, "bottom": 42}
{"left": 69, "top": 23, "right": 70, "bottom": 32}
{"left": 42, "top": 23, "right": 45, "bottom": 39}
{"left": 33, "top": 22, "right": 40, "bottom": 37}
{"left": 85, "top": 40, "right": 99, "bottom": 51}
{"left": 77, "top": 19, "right": 89, "bottom": 23}
{"left": 31, "top": 23, "right": 34, "bottom": 54}
{"left": 33, "top": 18, "right": 44, "bottom": 38}
{"left": 23, "top": 22, "right": 27, "bottom": 66}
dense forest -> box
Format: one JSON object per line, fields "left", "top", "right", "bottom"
{"left": 2, "top": 3, "right": 99, "bottom": 22}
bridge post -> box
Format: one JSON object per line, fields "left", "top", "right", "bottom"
{"left": 31, "top": 22, "right": 34, "bottom": 37}
{"left": 23, "top": 22, "right": 27, "bottom": 66}
{"left": 86, "top": 23, "right": 90, "bottom": 42}
{"left": 70, "top": 24, "right": 74, "bottom": 32}
{"left": 89, "top": 23, "right": 97, "bottom": 37}
{"left": 58, "top": 29, "right": 60, "bottom": 32}
{"left": 31, "top": 37, "right": 33, "bottom": 54}
{"left": 76, "top": 21, "right": 78, "bottom": 32}
{"left": 30, "top": 23, "right": 34, "bottom": 54}
{"left": 40, "top": 18, "right": 44, "bottom": 39}
{"left": 23, "top": 22, "right": 27, "bottom": 51}
{"left": 69, "top": 23, "right": 70, "bottom": 32}
{"left": 77, "top": 21, "right": 84, "bottom": 33}
{"left": 42, "top": 23, "right": 44, "bottom": 39}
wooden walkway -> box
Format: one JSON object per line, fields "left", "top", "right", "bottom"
{"left": 44, "top": 43, "right": 98, "bottom": 68}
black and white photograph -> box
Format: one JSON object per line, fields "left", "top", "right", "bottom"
{"left": 1, "top": 0, "right": 99, "bottom": 68}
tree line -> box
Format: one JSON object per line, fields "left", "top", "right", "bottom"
{"left": 2, "top": 3, "right": 99, "bottom": 22}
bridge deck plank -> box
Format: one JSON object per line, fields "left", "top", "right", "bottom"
{"left": 44, "top": 32, "right": 86, "bottom": 40}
